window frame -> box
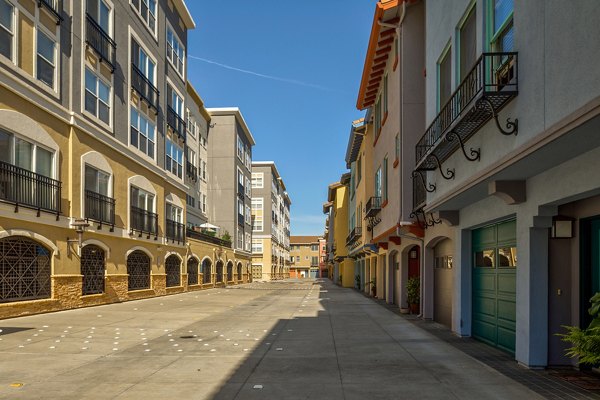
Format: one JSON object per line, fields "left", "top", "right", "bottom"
{"left": 130, "top": 0, "right": 157, "bottom": 38}
{"left": 0, "top": 130, "right": 56, "bottom": 178}
{"left": 36, "top": 28, "right": 57, "bottom": 90}
{"left": 487, "top": 0, "right": 514, "bottom": 52}
{"left": 84, "top": 67, "right": 112, "bottom": 127}
{"left": 166, "top": 24, "right": 185, "bottom": 78}
{"left": 252, "top": 172, "right": 264, "bottom": 188}
{"left": 165, "top": 137, "right": 184, "bottom": 179}
{"left": 0, "top": 0, "right": 15, "bottom": 63}
{"left": 436, "top": 41, "right": 452, "bottom": 112}
{"left": 129, "top": 105, "right": 156, "bottom": 160}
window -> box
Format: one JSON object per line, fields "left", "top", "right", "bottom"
{"left": 245, "top": 146, "right": 251, "bottom": 169}
{"left": 168, "top": 85, "right": 184, "bottom": 119}
{"left": 252, "top": 173, "right": 264, "bottom": 188}
{"left": 131, "top": 186, "right": 154, "bottom": 211}
{"left": 245, "top": 205, "right": 251, "bottom": 224}
{"left": 489, "top": 0, "right": 514, "bottom": 52}
{"left": 85, "top": 165, "right": 110, "bottom": 196}
{"left": 167, "top": 27, "right": 184, "bottom": 76}
{"left": 132, "top": 40, "right": 156, "bottom": 84}
{"left": 166, "top": 202, "right": 182, "bottom": 223}
{"left": 202, "top": 194, "right": 206, "bottom": 213}
{"left": 437, "top": 44, "right": 452, "bottom": 111}
{"left": 245, "top": 177, "right": 251, "bottom": 197}
{"left": 87, "top": 0, "right": 111, "bottom": 34}
{"left": 37, "top": 30, "right": 56, "bottom": 89}
{"left": 186, "top": 110, "right": 195, "bottom": 137}
{"left": 374, "top": 98, "right": 381, "bottom": 137}
{"left": 296, "top": 256, "right": 300, "bottom": 262}
{"left": 186, "top": 194, "right": 195, "bottom": 208}
{"left": 245, "top": 233, "right": 251, "bottom": 251}
{"left": 166, "top": 138, "right": 183, "bottom": 178}
{"left": 357, "top": 157, "right": 362, "bottom": 183}
{"left": 383, "top": 74, "right": 388, "bottom": 115}
{"left": 459, "top": 6, "right": 477, "bottom": 81}
{"left": 130, "top": 106, "right": 156, "bottom": 158}
{"left": 252, "top": 198, "right": 263, "bottom": 210}
{"left": 237, "top": 227, "right": 243, "bottom": 249}
{"left": 311, "top": 245, "right": 318, "bottom": 251}
{"left": 187, "top": 148, "right": 196, "bottom": 167}
{"left": 311, "top": 256, "right": 318, "bottom": 265}
{"left": 238, "top": 199, "right": 244, "bottom": 217}
{"left": 375, "top": 167, "right": 382, "bottom": 198}
{"left": 202, "top": 161, "right": 206, "bottom": 180}
{"left": 0, "top": 0, "right": 14, "bottom": 60}
{"left": 85, "top": 68, "right": 111, "bottom": 124}
{"left": 383, "top": 157, "right": 388, "bottom": 202}
{"left": 237, "top": 135, "right": 244, "bottom": 159}
{"left": 252, "top": 239, "right": 263, "bottom": 253}
{"left": 0, "top": 130, "right": 54, "bottom": 178}
{"left": 131, "top": 0, "right": 156, "bottom": 33}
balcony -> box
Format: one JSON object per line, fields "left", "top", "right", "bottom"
{"left": 346, "top": 226, "right": 362, "bottom": 246}
{"left": 238, "top": 213, "right": 244, "bottom": 226}
{"left": 187, "top": 228, "right": 232, "bottom": 248}
{"left": 84, "top": 190, "right": 115, "bottom": 229}
{"left": 130, "top": 206, "right": 158, "bottom": 239}
{"left": 415, "top": 52, "right": 518, "bottom": 174}
{"left": 167, "top": 106, "right": 186, "bottom": 142}
{"left": 0, "top": 160, "right": 61, "bottom": 218}
{"left": 38, "top": 0, "right": 63, "bottom": 24}
{"left": 165, "top": 219, "right": 185, "bottom": 244}
{"left": 186, "top": 161, "right": 198, "bottom": 182}
{"left": 131, "top": 65, "right": 159, "bottom": 112}
{"left": 238, "top": 182, "right": 244, "bottom": 199}
{"left": 271, "top": 255, "right": 277, "bottom": 263}
{"left": 85, "top": 14, "right": 116, "bottom": 72}
{"left": 365, "top": 197, "right": 382, "bottom": 218}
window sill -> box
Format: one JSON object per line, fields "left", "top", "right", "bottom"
{"left": 393, "top": 159, "right": 399, "bottom": 168}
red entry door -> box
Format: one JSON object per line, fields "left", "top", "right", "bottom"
{"left": 408, "top": 246, "right": 420, "bottom": 278}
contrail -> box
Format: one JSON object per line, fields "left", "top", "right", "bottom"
{"left": 188, "top": 55, "right": 345, "bottom": 93}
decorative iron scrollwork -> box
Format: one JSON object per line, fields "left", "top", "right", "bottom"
{"left": 410, "top": 208, "right": 442, "bottom": 230}
{"left": 411, "top": 170, "right": 436, "bottom": 193}
{"left": 366, "top": 215, "right": 381, "bottom": 231}
{"left": 446, "top": 131, "right": 480, "bottom": 162}
{"left": 427, "top": 154, "right": 455, "bottom": 180}
{"left": 480, "top": 98, "right": 518, "bottom": 136}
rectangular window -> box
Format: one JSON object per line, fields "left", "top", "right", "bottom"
{"left": 0, "top": 131, "right": 54, "bottom": 178}
{"left": 186, "top": 109, "right": 195, "bottom": 137}
{"left": 131, "top": 186, "right": 154, "bottom": 211}
{"left": 202, "top": 161, "right": 206, "bottom": 180}
{"left": 166, "top": 202, "right": 182, "bottom": 223}
{"left": 168, "top": 85, "right": 184, "bottom": 117}
{"left": 237, "top": 227, "right": 243, "bottom": 249}
{"left": 375, "top": 167, "right": 382, "bottom": 198}
{"left": 245, "top": 177, "right": 251, "bottom": 196}
{"left": 383, "top": 157, "right": 388, "bottom": 201}
{"left": 490, "top": 0, "right": 514, "bottom": 52}
{"left": 87, "top": 0, "right": 111, "bottom": 34}
{"left": 252, "top": 239, "right": 263, "bottom": 253}
{"left": 459, "top": 6, "right": 477, "bottom": 81}
{"left": 251, "top": 198, "right": 263, "bottom": 210}
{"left": 0, "top": 0, "right": 14, "bottom": 60}
{"left": 252, "top": 173, "right": 264, "bottom": 188}
{"left": 296, "top": 256, "right": 300, "bottom": 262}
{"left": 237, "top": 135, "right": 244, "bottom": 159}
{"left": 245, "top": 233, "right": 251, "bottom": 251}
{"left": 85, "top": 165, "right": 110, "bottom": 196}
{"left": 130, "top": 106, "right": 156, "bottom": 158}
{"left": 357, "top": 157, "right": 362, "bottom": 183}
{"left": 131, "top": 0, "right": 156, "bottom": 33}
{"left": 132, "top": 39, "right": 156, "bottom": 84}
{"left": 166, "top": 138, "right": 183, "bottom": 178}
{"left": 437, "top": 45, "right": 452, "bottom": 111}
{"left": 383, "top": 74, "right": 388, "bottom": 115}
{"left": 202, "top": 194, "right": 206, "bottom": 212}
{"left": 245, "top": 205, "right": 251, "bottom": 224}
{"left": 167, "top": 27, "right": 184, "bottom": 76}
{"left": 238, "top": 199, "right": 244, "bottom": 217}
{"left": 85, "top": 68, "right": 111, "bottom": 124}
{"left": 238, "top": 169, "right": 244, "bottom": 186}
{"left": 187, "top": 148, "right": 196, "bottom": 167}
{"left": 311, "top": 245, "right": 318, "bottom": 251}
{"left": 37, "top": 30, "right": 56, "bottom": 89}
{"left": 374, "top": 98, "right": 381, "bottom": 137}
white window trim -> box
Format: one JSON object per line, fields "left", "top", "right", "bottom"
{"left": 129, "top": 0, "right": 158, "bottom": 40}
{"left": 0, "top": 0, "right": 16, "bottom": 65}
{"left": 252, "top": 172, "right": 264, "bottom": 188}
{"left": 166, "top": 77, "right": 185, "bottom": 118}
{"left": 82, "top": 66, "right": 113, "bottom": 129}
{"left": 129, "top": 104, "right": 157, "bottom": 161}
{"left": 34, "top": 10, "right": 60, "bottom": 95}
{"left": 166, "top": 21, "right": 185, "bottom": 80}
{"left": 165, "top": 136, "right": 184, "bottom": 180}
{"left": 129, "top": 28, "right": 158, "bottom": 86}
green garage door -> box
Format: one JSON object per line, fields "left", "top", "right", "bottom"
{"left": 472, "top": 220, "right": 517, "bottom": 354}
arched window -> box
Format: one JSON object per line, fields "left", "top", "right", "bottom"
{"left": 202, "top": 258, "right": 212, "bottom": 284}
{"left": 0, "top": 236, "right": 51, "bottom": 302}
{"left": 215, "top": 261, "right": 224, "bottom": 283}
{"left": 226, "top": 262, "right": 233, "bottom": 282}
{"left": 127, "top": 250, "right": 150, "bottom": 290}
{"left": 81, "top": 245, "right": 105, "bottom": 295}
{"left": 165, "top": 255, "right": 181, "bottom": 287}
{"left": 236, "top": 262, "right": 242, "bottom": 280}
{"left": 187, "top": 257, "right": 199, "bottom": 286}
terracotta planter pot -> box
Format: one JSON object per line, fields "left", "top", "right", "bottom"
{"left": 409, "top": 303, "right": 419, "bottom": 314}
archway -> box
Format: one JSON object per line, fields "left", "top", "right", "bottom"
{"left": 226, "top": 261, "right": 233, "bottom": 282}
{"left": 165, "top": 255, "right": 181, "bottom": 287}
{"left": 127, "top": 250, "right": 151, "bottom": 290}
{"left": 236, "top": 262, "right": 242, "bottom": 281}
{"left": 202, "top": 258, "right": 212, "bottom": 284}
{"left": 187, "top": 257, "right": 199, "bottom": 286}
{"left": 215, "top": 260, "right": 224, "bottom": 283}
{"left": 81, "top": 245, "right": 105, "bottom": 295}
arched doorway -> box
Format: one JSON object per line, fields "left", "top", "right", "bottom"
{"left": 215, "top": 260, "right": 224, "bottom": 283}
{"left": 0, "top": 236, "right": 51, "bottom": 302}
{"left": 236, "top": 262, "right": 242, "bottom": 281}
{"left": 226, "top": 261, "right": 233, "bottom": 282}
{"left": 187, "top": 257, "right": 199, "bottom": 286}
{"left": 127, "top": 250, "right": 150, "bottom": 290}
{"left": 202, "top": 258, "right": 212, "bottom": 284}
{"left": 81, "top": 245, "right": 105, "bottom": 295}
{"left": 165, "top": 255, "right": 181, "bottom": 287}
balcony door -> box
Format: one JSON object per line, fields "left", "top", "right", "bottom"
{"left": 87, "top": 0, "right": 110, "bottom": 34}
{"left": 84, "top": 165, "right": 111, "bottom": 224}
{"left": 459, "top": 6, "right": 477, "bottom": 82}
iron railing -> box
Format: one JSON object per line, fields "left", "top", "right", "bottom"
{"left": 187, "top": 229, "right": 232, "bottom": 248}
{"left": 131, "top": 64, "right": 159, "bottom": 111}
{"left": 238, "top": 213, "right": 244, "bottom": 226}
{"left": 167, "top": 106, "right": 186, "bottom": 142}
{"left": 415, "top": 52, "right": 518, "bottom": 169}
{"left": 38, "top": 0, "right": 63, "bottom": 24}
{"left": 85, "top": 190, "right": 115, "bottom": 228}
{"left": 238, "top": 182, "right": 244, "bottom": 198}
{"left": 130, "top": 206, "right": 158, "bottom": 238}
{"left": 165, "top": 219, "right": 185, "bottom": 243}
{"left": 85, "top": 13, "right": 116, "bottom": 71}
{"left": 346, "top": 226, "right": 362, "bottom": 245}
{"left": 186, "top": 161, "right": 198, "bottom": 181}
{"left": 365, "top": 196, "right": 382, "bottom": 218}
{"left": 0, "top": 160, "right": 61, "bottom": 217}
{"left": 412, "top": 174, "right": 427, "bottom": 211}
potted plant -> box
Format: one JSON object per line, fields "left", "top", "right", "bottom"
{"left": 559, "top": 292, "right": 600, "bottom": 365}
{"left": 368, "top": 279, "right": 377, "bottom": 297}
{"left": 221, "top": 231, "right": 231, "bottom": 242}
{"left": 406, "top": 277, "right": 420, "bottom": 314}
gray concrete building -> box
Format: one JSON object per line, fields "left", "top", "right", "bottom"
{"left": 206, "top": 108, "right": 255, "bottom": 261}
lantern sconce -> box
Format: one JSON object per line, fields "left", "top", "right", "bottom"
{"left": 551, "top": 216, "right": 575, "bottom": 239}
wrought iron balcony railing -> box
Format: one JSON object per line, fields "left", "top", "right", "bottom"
{"left": 415, "top": 52, "right": 518, "bottom": 171}
{"left": 346, "top": 226, "right": 362, "bottom": 246}
{"left": 165, "top": 219, "right": 185, "bottom": 244}
{"left": 187, "top": 228, "right": 232, "bottom": 248}
{"left": 130, "top": 206, "right": 158, "bottom": 238}
{"left": 0, "top": 160, "right": 61, "bottom": 218}
{"left": 238, "top": 213, "right": 245, "bottom": 226}
{"left": 38, "top": 0, "right": 63, "bottom": 24}
{"left": 238, "top": 182, "right": 244, "bottom": 199}
{"left": 365, "top": 196, "right": 382, "bottom": 218}
{"left": 131, "top": 65, "right": 159, "bottom": 112}
{"left": 186, "top": 161, "right": 198, "bottom": 182}
{"left": 85, "top": 13, "right": 116, "bottom": 71}
{"left": 167, "top": 106, "right": 186, "bottom": 142}
{"left": 412, "top": 173, "right": 427, "bottom": 212}
{"left": 85, "top": 190, "right": 115, "bottom": 229}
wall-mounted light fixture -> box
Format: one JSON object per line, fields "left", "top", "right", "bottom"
{"left": 551, "top": 216, "right": 575, "bottom": 239}
{"left": 67, "top": 218, "right": 90, "bottom": 256}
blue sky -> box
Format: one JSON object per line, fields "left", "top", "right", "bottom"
{"left": 186, "top": 1, "right": 374, "bottom": 235}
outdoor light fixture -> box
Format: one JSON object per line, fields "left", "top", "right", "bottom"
{"left": 551, "top": 216, "right": 575, "bottom": 239}
{"left": 67, "top": 218, "right": 90, "bottom": 256}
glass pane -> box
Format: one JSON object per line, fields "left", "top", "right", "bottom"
{"left": 139, "top": 50, "right": 147, "bottom": 75}
{"left": 0, "top": 129, "right": 11, "bottom": 163}
{"left": 147, "top": 141, "right": 154, "bottom": 158}
{"left": 494, "top": 0, "right": 513, "bottom": 33}
{"left": 37, "top": 31, "right": 54, "bottom": 63}
{"left": 0, "top": 0, "right": 13, "bottom": 31}
{"left": 99, "top": 0, "right": 110, "bottom": 33}
{"left": 85, "top": 165, "right": 97, "bottom": 191}
{"left": 130, "top": 107, "right": 138, "bottom": 127}
{"left": 460, "top": 8, "right": 476, "bottom": 80}
{"left": 147, "top": 60, "right": 155, "bottom": 84}
{"left": 147, "top": 122, "right": 154, "bottom": 140}
{"left": 0, "top": 29, "right": 10, "bottom": 59}
{"left": 85, "top": 91, "right": 97, "bottom": 115}
{"left": 35, "top": 147, "right": 53, "bottom": 178}
{"left": 439, "top": 50, "right": 451, "bottom": 107}
{"left": 15, "top": 138, "right": 32, "bottom": 170}
{"left": 146, "top": 193, "right": 154, "bottom": 211}
{"left": 498, "top": 247, "right": 516, "bottom": 268}
{"left": 86, "top": 69, "right": 97, "bottom": 94}
{"left": 37, "top": 58, "right": 54, "bottom": 87}
{"left": 98, "top": 80, "right": 110, "bottom": 103}
{"left": 500, "top": 24, "right": 514, "bottom": 52}
{"left": 98, "top": 102, "right": 109, "bottom": 124}
{"left": 475, "top": 249, "right": 495, "bottom": 268}
{"left": 130, "top": 128, "right": 138, "bottom": 148}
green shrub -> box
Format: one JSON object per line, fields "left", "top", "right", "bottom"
{"left": 559, "top": 292, "right": 600, "bottom": 364}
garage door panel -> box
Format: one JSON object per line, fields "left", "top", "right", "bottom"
{"left": 473, "top": 319, "right": 497, "bottom": 345}
{"left": 473, "top": 296, "right": 496, "bottom": 318}
{"left": 473, "top": 272, "right": 496, "bottom": 292}
{"left": 497, "top": 273, "right": 516, "bottom": 295}
{"left": 497, "top": 326, "right": 516, "bottom": 353}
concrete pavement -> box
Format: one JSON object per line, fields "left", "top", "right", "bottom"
{"left": 0, "top": 279, "right": 544, "bottom": 399}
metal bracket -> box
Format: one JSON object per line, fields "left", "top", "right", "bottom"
{"left": 427, "top": 154, "right": 455, "bottom": 180}
{"left": 446, "top": 131, "right": 480, "bottom": 162}
{"left": 366, "top": 215, "right": 381, "bottom": 231}
{"left": 481, "top": 98, "right": 518, "bottom": 136}
{"left": 410, "top": 208, "right": 442, "bottom": 230}
{"left": 411, "top": 170, "right": 436, "bottom": 192}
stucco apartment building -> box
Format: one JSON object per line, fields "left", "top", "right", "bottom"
{"left": 341, "top": 0, "right": 600, "bottom": 368}
{"left": 289, "top": 236, "right": 322, "bottom": 278}
{"left": 0, "top": 0, "right": 249, "bottom": 319}
{"left": 250, "top": 161, "right": 291, "bottom": 281}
